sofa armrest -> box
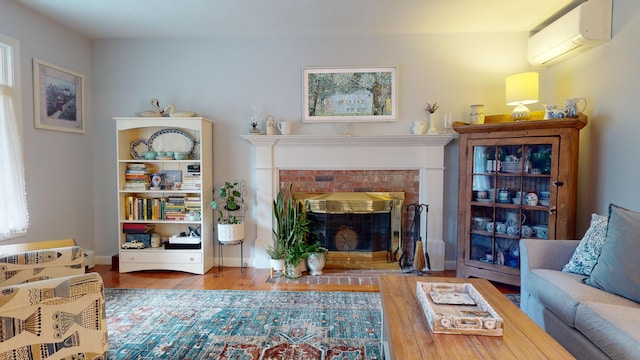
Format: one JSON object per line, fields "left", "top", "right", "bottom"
{"left": 0, "top": 273, "right": 108, "bottom": 358}
{"left": 519, "top": 239, "right": 580, "bottom": 312}
{"left": 0, "top": 246, "right": 84, "bottom": 286}
{"left": 520, "top": 239, "right": 579, "bottom": 273}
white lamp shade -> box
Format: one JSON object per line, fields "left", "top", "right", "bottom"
{"left": 505, "top": 72, "right": 539, "bottom": 106}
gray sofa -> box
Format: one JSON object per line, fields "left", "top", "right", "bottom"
{"left": 520, "top": 239, "right": 640, "bottom": 360}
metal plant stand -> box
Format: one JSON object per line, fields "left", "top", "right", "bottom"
{"left": 214, "top": 239, "right": 247, "bottom": 277}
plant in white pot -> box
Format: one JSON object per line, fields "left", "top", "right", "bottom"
{"left": 272, "top": 185, "right": 310, "bottom": 279}
{"left": 266, "top": 221, "right": 286, "bottom": 277}
{"left": 211, "top": 180, "right": 247, "bottom": 244}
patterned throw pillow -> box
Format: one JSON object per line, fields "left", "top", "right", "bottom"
{"left": 562, "top": 213, "right": 608, "bottom": 275}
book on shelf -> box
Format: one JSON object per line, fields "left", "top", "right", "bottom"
{"left": 123, "top": 193, "right": 201, "bottom": 221}
{"left": 122, "top": 223, "right": 154, "bottom": 234}
{"left": 180, "top": 175, "right": 201, "bottom": 190}
{"left": 123, "top": 163, "right": 152, "bottom": 190}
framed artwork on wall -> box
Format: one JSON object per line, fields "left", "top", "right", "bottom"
{"left": 302, "top": 66, "right": 398, "bottom": 123}
{"left": 33, "top": 58, "right": 84, "bottom": 133}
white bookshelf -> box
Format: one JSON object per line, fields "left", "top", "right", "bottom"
{"left": 115, "top": 117, "right": 213, "bottom": 274}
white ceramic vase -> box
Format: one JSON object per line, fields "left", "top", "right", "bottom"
{"left": 412, "top": 120, "right": 426, "bottom": 135}
{"left": 427, "top": 113, "right": 439, "bottom": 134}
{"left": 307, "top": 252, "right": 327, "bottom": 276}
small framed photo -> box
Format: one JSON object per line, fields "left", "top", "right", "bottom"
{"left": 33, "top": 59, "right": 85, "bottom": 133}
{"left": 303, "top": 66, "right": 398, "bottom": 123}
{"left": 161, "top": 170, "right": 182, "bottom": 187}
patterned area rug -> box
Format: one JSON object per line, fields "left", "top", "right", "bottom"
{"left": 505, "top": 293, "right": 521, "bottom": 308}
{"left": 105, "top": 289, "right": 382, "bottom": 359}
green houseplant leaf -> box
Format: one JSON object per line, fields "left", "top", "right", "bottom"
{"left": 211, "top": 180, "right": 247, "bottom": 224}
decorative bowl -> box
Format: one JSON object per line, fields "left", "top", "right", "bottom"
{"left": 533, "top": 225, "right": 549, "bottom": 239}
{"left": 472, "top": 217, "right": 491, "bottom": 230}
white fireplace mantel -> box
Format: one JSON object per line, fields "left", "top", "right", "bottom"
{"left": 241, "top": 133, "right": 457, "bottom": 269}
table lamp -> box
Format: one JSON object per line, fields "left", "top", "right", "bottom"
{"left": 505, "top": 72, "right": 538, "bottom": 121}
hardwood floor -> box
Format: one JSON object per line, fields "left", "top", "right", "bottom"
{"left": 89, "top": 264, "right": 520, "bottom": 294}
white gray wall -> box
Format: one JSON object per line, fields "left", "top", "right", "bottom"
{"left": 90, "top": 33, "right": 530, "bottom": 266}
{"left": 0, "top": 1, "right": 95, "bottom": 251}
{"left": 543, "top": 0, "right": 640, "bottom": 232}
{"left": 3, "top": 0, "right": 640, "bottom": 268}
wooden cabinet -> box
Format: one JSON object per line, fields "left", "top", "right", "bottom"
{"left": 115, "top": 117, "right": 213, "bottom": 274}
{"left": 454, "top": 115, "right": 586, "bottom": 286}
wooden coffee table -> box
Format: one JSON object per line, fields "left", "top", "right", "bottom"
{"left": 379, "top": 276, "right": 575, "bottom": 359}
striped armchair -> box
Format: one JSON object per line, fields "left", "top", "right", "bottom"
{"left": 0, "top": 245, "right": 85, "bottom": 286}
{"left": 0, "top": 241, "right": 108, "bottom": 359}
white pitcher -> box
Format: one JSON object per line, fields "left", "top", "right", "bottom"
{"left": 506, "top": 211, "right": 526, "bottom": 227}
{"left": 412, "top": 120, "right": 426, "bottom": 135}
{"left": 565, "top": 98, "right": 587, "bottom": 117}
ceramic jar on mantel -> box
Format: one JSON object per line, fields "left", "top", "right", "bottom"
{"left": 470, "top": 104, "right": 485, "bottom": 124}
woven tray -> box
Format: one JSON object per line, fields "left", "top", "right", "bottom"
{"left": 416, "top": 282, "right": 503, "bottom": 336}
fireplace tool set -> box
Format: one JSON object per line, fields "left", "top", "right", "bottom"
{"left": 399, "top": 203, "right": 430, "bottom": 274}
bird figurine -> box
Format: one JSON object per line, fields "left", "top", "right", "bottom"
{"left": 163, "top": 104, "right": 196, "bottom": 117}
{"left": 136, "top": 99, "right": 163, "bottom": 117}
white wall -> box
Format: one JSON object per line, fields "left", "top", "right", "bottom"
{"left": 541, "top": 0, "right": 640, "bottom": 232}
{"left": 91, "top": 33, "right": 531, "bottom": 265}
{"left": 0, "top": 1, "right": 95, "bottom": 250}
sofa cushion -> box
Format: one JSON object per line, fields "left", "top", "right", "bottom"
{"left": 586, "top": 204, "right": 640, "bottom": 303}
{"left": 528, "top": 269, "right": 637, "bottom": 327}
{"left": 575, "top": 301, "right": 640, "bottom": 360}
{"left": 562, "top": 213, "right": 608, "bottom": 275}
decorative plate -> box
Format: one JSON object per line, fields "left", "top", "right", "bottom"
{"left": 148, "top": 128, "right": 194, "bottom": 154}
{"left": 191, "top": 139, "right": 200, "bottom": 160}
{"left": 129, "top": 138, "right": 149, "bottom": 159}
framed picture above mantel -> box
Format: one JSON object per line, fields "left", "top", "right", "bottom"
{"left": 33, "top": 58, "right": 85, "bottom": 133}
{"left": 302, "top": 66, "right": 397, "bottom": 123}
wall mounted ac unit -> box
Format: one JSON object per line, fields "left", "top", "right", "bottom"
{"left": 528, "top": 0, "right": 612, "bottom": 67}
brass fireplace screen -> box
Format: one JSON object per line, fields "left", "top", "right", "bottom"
{"left": 295, "top": 192, "right": 404, "bottom": 253}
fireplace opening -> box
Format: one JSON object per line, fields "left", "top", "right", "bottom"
{"left": 296, "top": 192, "right": 404, "bottom": 257}
{"left": 307, "top": 212, "right": 391, "bottom": 252}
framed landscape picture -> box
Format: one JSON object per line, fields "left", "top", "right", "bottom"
{"left": 33, "top": 59, "right": 84, "bottom": 133}
{"left": 303, "top": 66, "right": 398, "bottom": 123}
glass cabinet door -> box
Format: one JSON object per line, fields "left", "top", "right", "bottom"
{"left": 466, "top": 138, "right": 559, "bottom": 271}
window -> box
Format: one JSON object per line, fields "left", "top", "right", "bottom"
{"left": 0, "top": 34, "right": 29, "bottom": 240}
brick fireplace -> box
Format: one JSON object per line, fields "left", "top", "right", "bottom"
{"left": 241, "top": 134, "right": 456, "bottom": 270}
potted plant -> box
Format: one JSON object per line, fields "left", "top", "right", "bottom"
{"left": 272, "top": 185, "right": 310, "bottom": 278}
{"left": 265, "top": 239, "right": 286, "bottom": 275}
{"left": 211, "top": 180, "right": 247, "bottom": 244}
{"left": 306, "top": 240, "right": 328, "bottom": 276}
